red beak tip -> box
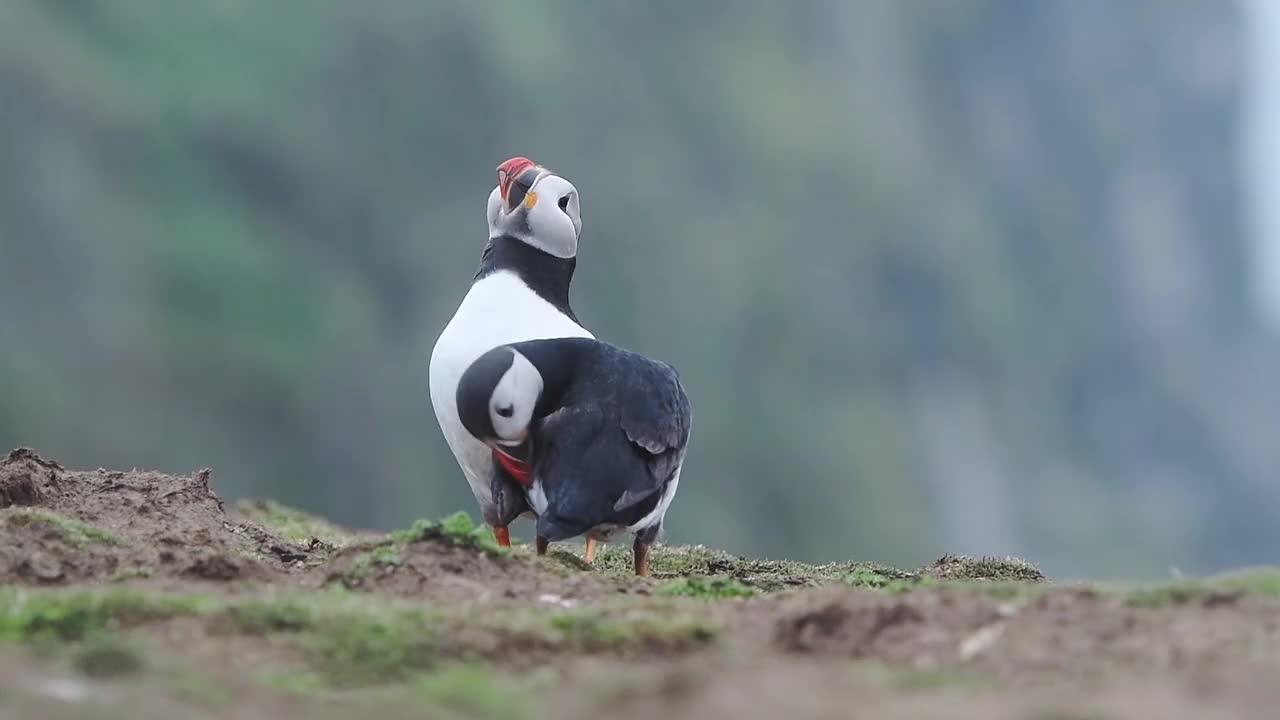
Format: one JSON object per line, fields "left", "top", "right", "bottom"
{"left": 496, "top": 156, "right": 537, "bottom": 198}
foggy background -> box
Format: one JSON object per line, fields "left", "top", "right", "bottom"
{"left": 3, "top": 0, "right": 1278, "bottom": 579}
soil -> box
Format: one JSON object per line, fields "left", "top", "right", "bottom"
{"left": 2, "top": 447, "right": 1278, "bottom": 719}
{"left": 0, "top": 448, "right": 318, "bottom": 586}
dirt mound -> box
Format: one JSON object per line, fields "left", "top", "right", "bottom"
{"left": 765, "top": 584, "right": 1280, "bottom": 686}
{"left": 323, "top": 532, "right": 632, "bottom": 604}
{"left": 770, "top": 587, "right": 1002, "bottom": 664}
{"left": 0, "top": 449, "right": 625, "bottom": 602}
{"left": 0, "top": 448, "right": 321, "bottom": 585}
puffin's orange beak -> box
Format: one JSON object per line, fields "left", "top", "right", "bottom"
{"left": 496, "top": 156, "right": 537, "bottom": 202}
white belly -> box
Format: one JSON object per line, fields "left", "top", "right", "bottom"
{"left": 428, "top": 271, "right": 592, "bottom": 522}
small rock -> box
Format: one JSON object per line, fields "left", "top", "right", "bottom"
{"left": 959, "top": 623, "right": 1005, "bottom": 661}
{"left": 538, "top": 593, "right": 576, "bottom": 609}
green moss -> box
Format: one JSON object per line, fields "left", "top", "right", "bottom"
{"left": 339, "top": 544, "right": 403, "bottom": 586}
{"left": 593, "top": 544, "right": 874, "bottom": 591}
{"left": 71, "top": 636, "right": 145, "bottom": 678}
{"left": 414, "top": 665, "right": 533, "bottom": 720}
{"left": 581, "top": 543, "right": 1054, "bottom": 598}
{"left": 226, "top": 600, "right": 313, "bottom": 634}
{"left": 547, "top": 605, "right": 718, "bottom": 652}
{"left": 391, "top": 512, "right": 502, "bottom": 554}
{"left": 845, "top": 566, "right": 936, "bottom": 594}
{"left": 4, "top": 509, "right": 124, "bottom": 548}
{"left": 302, "top": 609, "right": 437, "bottom": 687}
{"left": 657, "top": 576, "right": 759, "bottom": 599}
{"left": 235, "top": 499, "right": 352, "bottom": 546}
{"left": 0, "top": 585, "right": 710, "bottom": 691}
{"left": 0, "top": 588, "right": 212, "bottom": 642}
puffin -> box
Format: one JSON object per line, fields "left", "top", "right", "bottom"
{"left": 428, "top": 157, "right": 601, "bottom": 558}
{"left": 453, "top": 337, "right": 692, "bottom": 576}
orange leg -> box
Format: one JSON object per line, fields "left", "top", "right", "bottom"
{"left": 583, "top": 537, "right": 598, "bottom": 564}
{"left": 633, "top": 538, "right": 650, "bottom": 577}
{"left": 492, "top": 526, "right": 511, "bottom": 548}
{"left": 536, "top": 535, "right": 549, "bottom": 556}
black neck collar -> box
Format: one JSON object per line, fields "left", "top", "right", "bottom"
{"left": 475, "top": 235, "right": 579, "bottom": 323}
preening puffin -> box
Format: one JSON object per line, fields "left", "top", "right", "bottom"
{"left": 454, "top": 337, "right": 692, "bottom": 576}
{"left": 429, "top": 157, "right": 595, "bottom": 552}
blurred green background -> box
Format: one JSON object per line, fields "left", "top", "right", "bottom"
{"left": 3, "top": 0, "right": 1279, "bottom": 579}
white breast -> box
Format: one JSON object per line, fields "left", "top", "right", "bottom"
{"left": 428, "top": 270, "right": 593, "bottom": 519}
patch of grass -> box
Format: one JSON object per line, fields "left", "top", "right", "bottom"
{"left": 71, "top": 635, "right": 145, "bottom": 678}
{"left": 547, "top": 605, "right": 718, "bottom": 652}
{"left": 592, "top": 544, "right": 735, "bottom": 577}
{"left": 845, "top": 566, "right": 935, "bottom": 594}
{"left": 657, "top": 576, "right": 759, "bottom": 599}
{"left": 1122, "top": 568, "right": 1280, "bottom": 608}
{"left": 339, "top": 544, "right": 403, "bottom": 586}
{"left": 226, "top": 600, "right": 314, "bottom": 634}
{"left": 1215, "top": 568, "right": 1280, "bottom": 595}
{"left": 595, "top": 544, "right": 898, "bottom": 592}
{"left": 302, "top": 608, "right": 437, "bottom": 687}
{"left": 3, "top": 509, "right": 123, "bottom": 548}
{"left": 392, "top": 512, "right": 502, "bottom": 554}
{"left": 924, "top": 554, "right": 1045, "bottom": 582}
{"left": 0, "top": 587, "right": 212, "bottom": 642}
{"left": 235, "top": 499, "right": 352, "bottom": 546}
{"left": 1124, "top": 584, "right": 1210, "bottom": 608}
{"left": 414, "top": 664, "right": 533, "bottom": 720}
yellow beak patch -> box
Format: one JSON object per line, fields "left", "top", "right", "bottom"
{"left": 524, "top": 190, "right": 538, "bottom": 209}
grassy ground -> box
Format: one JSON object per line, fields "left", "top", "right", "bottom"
{"left": 2, "top": 449, "right": 1280, "bottom": 719}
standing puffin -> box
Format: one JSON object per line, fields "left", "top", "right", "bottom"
{"left": 429, "top": 157, "right": 599, "bottom": 554}
{"left": 454, "top": 337, "right": 692, "bottom": 576}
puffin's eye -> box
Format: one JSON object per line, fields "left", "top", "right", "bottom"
{"left": 496, "top": 404, "right": 514, "bottom": 418}
{"left": 558, "top": 194, "right": 571, "bottom": 212}
{"left": 506, "top": 181, "right": 528, "bottom": 209}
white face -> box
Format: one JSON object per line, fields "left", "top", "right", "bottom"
{"left": 488, "top": 350, "right": 544, "bottom": 443}
{"left": 486, "top": 169, "right": 582, "bottom": 259}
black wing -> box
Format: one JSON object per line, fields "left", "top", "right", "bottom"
{"left": 619, "top": 359, "right": 690, "bottom": 455}
{"left": 617, "top": 358, "right": 692, "bottom": 496}
{"left": 532, "top": 360, "right": 691, "bottom": 542}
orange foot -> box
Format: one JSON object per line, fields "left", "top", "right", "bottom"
{"left": 584, "top": 537, "right": 598, "bottom": 564}
{"left": 492, "top": 526, "right": 511, "bottom": 548}
{"left": 632, "top": 538, "right": 650, "bottom": 577}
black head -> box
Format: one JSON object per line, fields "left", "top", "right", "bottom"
{"left": 456, "top": 346, "right": 544, "bottom": 455}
